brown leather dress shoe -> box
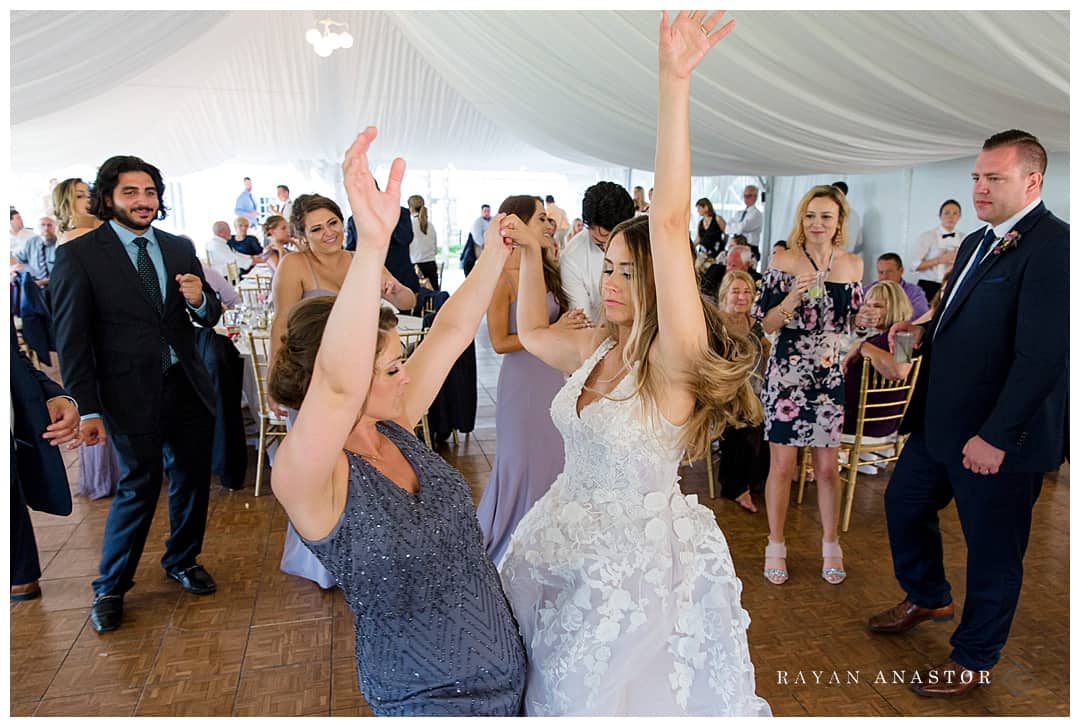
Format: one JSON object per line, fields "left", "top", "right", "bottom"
{"left": 10, "top": 580, "right": 41, "bottom": 602}
{"left": 867, "top": 598, "right": 954, "bottom": 633}
{"left": 911, "top": 659, "right": 991, "bottom": 698}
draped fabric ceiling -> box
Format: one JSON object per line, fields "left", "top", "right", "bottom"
{"left": 11, "top": 10, "right": 1069, "bottom": 177}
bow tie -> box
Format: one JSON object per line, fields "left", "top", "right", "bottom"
{"left": 941, "top": 232, "right": 956, "bottom": 238}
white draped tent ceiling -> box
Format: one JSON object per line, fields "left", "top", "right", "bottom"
{"left": 11, "top": 10, "right": 1069, "bottom": 177}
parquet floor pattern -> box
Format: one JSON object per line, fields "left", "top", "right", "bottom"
{"left": 9, "top": 325, "right": 1069, "bottom": 716}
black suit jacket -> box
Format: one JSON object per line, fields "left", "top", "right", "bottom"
{"left": 10, "top": 324, "right": 72, "bottom": 516}
{"left": 50, "top": 223, "right": 222, "bottom": 435}
{"left": 901, "top": 202, "right": 1068, "bottom": 473}
{"left": 345, "top": 210, "right": 421, "bottom": 292}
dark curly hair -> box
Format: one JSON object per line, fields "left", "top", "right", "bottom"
{"left": 290, "top": 194, "right": 345, "bottom": 240}
{"left": 89, "top": 155, "right": 168, "bottom": 222}
{"left": 581, "top": 181, "right": 635, "bottom": 232}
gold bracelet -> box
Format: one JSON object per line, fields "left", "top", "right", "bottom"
{"left": 777, "top": 306, "right": 793, "bottom": 323}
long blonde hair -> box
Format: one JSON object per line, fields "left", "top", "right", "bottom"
{"left": 407, "top": 195, "right": 429, "bottom": 235}
{"left": 52, "top": 178, "right": 86, "bottom": 232}
{"left": 866, "top": 280, "right": 913, "bottom": 331}
{"left": 786, "top": 185, "right": 849, "bottom": 250}
{"left": 601, "top": 215, "right": 762, "bottom": 460}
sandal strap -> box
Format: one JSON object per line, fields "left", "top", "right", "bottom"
{"left": 765, "top": 540, "right": 787, "bottom": 558}
{"left": 822, "top": 540, "right": 843, "bottom": 558}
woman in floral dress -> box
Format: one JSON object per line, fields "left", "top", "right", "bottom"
{"left": 753, "top": 184, "right": 879, "bottom": 586}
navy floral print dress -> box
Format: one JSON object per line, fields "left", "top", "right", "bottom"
{"left": 752, "top": 268, "right": 864, "bottom": 448}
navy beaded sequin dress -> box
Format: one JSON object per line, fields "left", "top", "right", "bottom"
{"left": 301, "top": 421, "right": 526, "bottom": 716}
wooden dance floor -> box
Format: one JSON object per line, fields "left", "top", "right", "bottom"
{"left": 9, "top": 325, "right": 1069, "bottom": 717}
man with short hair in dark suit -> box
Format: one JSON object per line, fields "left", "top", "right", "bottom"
{"left": 50, "top": 155, "right": 223, "bottom": 633}
{"left": 868, "top": 130, "right": 1068, "bottom": 697}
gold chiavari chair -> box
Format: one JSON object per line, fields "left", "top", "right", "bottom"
{"left": 797, "top": 356, "right": 923, "bottom": 531}
{"left": 245, "top": 330, "right": 288, "bottom": 496}
{"left": 398, "top": 328, "right": 433, "bottom": 448}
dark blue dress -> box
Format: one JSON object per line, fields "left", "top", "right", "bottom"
{"left": 301, "top": 420, "right": 526, "bottom": 716}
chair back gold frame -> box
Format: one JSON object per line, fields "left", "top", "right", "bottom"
{"left": 246, "top": 330, "right": 289, "bottom": 496}
{"left": 398, "top": 328, "right": 434, "bottom": 448}
{"left": 797, "top": 355, "right": 923, "bottom": 531}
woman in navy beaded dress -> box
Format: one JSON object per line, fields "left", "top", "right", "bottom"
{"left": 267, "top": 127, "right": 526, "bottom": 716}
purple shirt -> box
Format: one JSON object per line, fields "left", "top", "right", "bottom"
{"left": 203, "top": 266, "right": 240, "bottom": 309}
{"left": 870, "top": 278, "right": 929, "bottom": 321}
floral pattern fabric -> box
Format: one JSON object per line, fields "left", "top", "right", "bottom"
{"left": 499, "top": 338, "right": 771, "bottom": 716}
{"left": 753, "top": 268, "right": 864, "bottom": 448}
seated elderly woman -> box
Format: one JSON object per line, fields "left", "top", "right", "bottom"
{"left": 839, "top": 279, "right": 914, "bottom": 473}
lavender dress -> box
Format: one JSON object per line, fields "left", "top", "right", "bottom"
{"left": 280, "top": 273, "right": 339, "bottom": 588}
{"left": 476, "top": 294, "right": 565, "bottom": 564}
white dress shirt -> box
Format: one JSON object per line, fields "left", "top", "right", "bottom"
{"left": 912, "top": 226, "right": 963, "bottom": 283}
{"left": 558, "top": 228, "right": 605, "bottom": 323}
{"left": 939, "top": 197, "right": 1042, "bottom": 318}
{"left": 205, "top": 235, "right": 251, "bottom": 274}
{"left": 727, "top": 205, "right": 763, "bottom": 248}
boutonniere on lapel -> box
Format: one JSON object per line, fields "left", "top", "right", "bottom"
{"left": 992, "top": 230, "right": 1021, "bottom": 256}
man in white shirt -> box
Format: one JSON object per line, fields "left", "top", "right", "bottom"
{"left": 269, "top": 185, "right": 293, "bottom": 224}
{"left": 205, "top": 221, "right": 251, "bottom": 276}
{"left": 832, "top": 181, "right": 863, "bottom": 253}
{"left": 470, "top": 204, "right": 492, "bottom": 253}
{"left": 911, "top": 199, "right": 963, "bottom": 302}
{"left": 558, "top": 181, "right": 635, "bottom": 324}
{"left": 10, "top": 208, "right": 36, "bottom": 259}
{"left": 726, "top": 185, "right": 763, "bottom": 248}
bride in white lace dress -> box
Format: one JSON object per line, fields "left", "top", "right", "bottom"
{"left": 496, "top": 11, "right": 771, "bottom": 716}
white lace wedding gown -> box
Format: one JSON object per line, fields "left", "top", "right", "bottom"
{"left": 499, "top": 338, "right": 772, "bottom": 716}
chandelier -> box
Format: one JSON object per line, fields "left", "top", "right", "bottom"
{"left": 305, "top": 18, "right": 354, "bottom": 58}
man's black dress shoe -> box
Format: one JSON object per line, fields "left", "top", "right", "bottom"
{"left": 90, "top": 594, "right": 124, "bottom": 633}
{"left": 166, "top": 564, "right": 217, "bottom": 595}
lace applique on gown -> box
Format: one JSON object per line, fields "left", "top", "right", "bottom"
{"left": 499, "top": 338, "right": 771, "bottom": 716}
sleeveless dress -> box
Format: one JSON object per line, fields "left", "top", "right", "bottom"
{"left": 301, "top": 420, "right": 527, "bottom": 716}
{"left": 475, "top": 294, "right": 565, "bottom": 565}
{"left": 752, "top": 268, "right": 864, "bottom": 447}
{"left": 499, "top": 338, "right": 771, "bottom": 716}
{"left": 279, "top": 255, "right": 338, "bottom": 588}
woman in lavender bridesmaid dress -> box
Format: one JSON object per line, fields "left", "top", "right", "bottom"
{"left": 475, "top": 196, "right": 585, "bottom": 565}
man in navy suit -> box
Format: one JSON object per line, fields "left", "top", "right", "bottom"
{"left": 50, "top": 155, "right": 223, "bottom": 633}
{"left": 10, "top": 324, "right": 81, "bottom": 601}
{"left": 867, "top": 130, "right": 1068, "bottom": 697}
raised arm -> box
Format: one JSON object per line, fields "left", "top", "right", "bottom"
{"left": 651, "top": 10, "right": 735, "bottom": 369}
{"left": 272, "top": 127, "right": 404, "bottom": 510}
{"left": 509, "top": 217, "right": 596, "bottom": 374}
{"left": 397, "top": 214, "right": 513, "bottom": 428}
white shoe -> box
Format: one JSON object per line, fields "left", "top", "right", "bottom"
{"left": 858, "top": 464, "right": 879, "bottom": 476}
{"left": 859, "top": 451, "right": 883, "bottom": 462}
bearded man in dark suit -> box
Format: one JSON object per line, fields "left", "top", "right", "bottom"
{"left": 51, "top": 155, "right": 223, "bottom": 633}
